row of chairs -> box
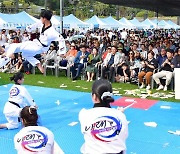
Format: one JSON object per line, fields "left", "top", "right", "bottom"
{"left": 37, "top": 60, "right": 174, "bottom": 90}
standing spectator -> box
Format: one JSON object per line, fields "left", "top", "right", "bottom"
{"left": 0, "top": 29, "right": 8, "bottom": 46}
{"left": 121, "top": 28, "right": 128, "bottom": 40}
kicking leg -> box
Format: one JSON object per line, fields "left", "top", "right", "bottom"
{"left": 37, "top": 63, "right": 44, "bottom": 74}
{"left": 25, "top": 56, "right": 44, "bottom": 74}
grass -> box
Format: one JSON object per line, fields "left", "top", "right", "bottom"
{"left": 0, "top": 72, "right": 179, "bottom": 103}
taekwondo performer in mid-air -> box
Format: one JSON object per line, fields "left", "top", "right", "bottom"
{"left": 0, "top": 10, "right": 66, "bottom": 73}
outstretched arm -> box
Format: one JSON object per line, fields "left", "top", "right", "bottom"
{"left": 26, "top": 22, "right": 42, "bottom": 33}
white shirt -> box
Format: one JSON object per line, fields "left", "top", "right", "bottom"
{"left": 14, "top": 126, "right": 54, "bottom": 154}
{"left": 121, "top": 31, "right": 127, "bottom": 40}
{"left": 80, "top": 53, "right": 85, "bottom": 64}
{"left": 79, "top": 107, "right": 128, "bottom": 154}
{"left": 0, "top": 33, "right": 7, "bottom": 46}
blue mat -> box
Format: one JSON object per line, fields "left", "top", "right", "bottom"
{"left": 0, "top": 84, "right": 180, "bottom": 154}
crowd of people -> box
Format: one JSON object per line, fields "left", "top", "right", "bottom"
{"left": 1, "top": 26, "right": 180, "bottom": 91}
{"left": 0, "top": 9, "right": 180, "bottom": 153}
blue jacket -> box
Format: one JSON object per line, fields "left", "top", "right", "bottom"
{"left": 74, "top": 51, "right": 90, "bottom": 64}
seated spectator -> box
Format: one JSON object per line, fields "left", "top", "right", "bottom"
{"left": 86, "top": 47, "right": 101, "bottom": 82}
{"left": 117, "top": 47, "right": 125, "bottom": 63}
{"left": 116, "top": 63, "right": 130, "bottom": 83}
{"left": 101, "top": 46, "right": 111, "bottom": 61}
{"left": 153, "top": 49, "right": 174, "bottom": 91}
{"left": 138, "top": 51, "right": 158, "bottom": 90}
{"left": 173, "top": 48, "right": 180, "bottom": 68}
{"left": 156, "top": 48, "right": 167, "bottom": 67}
{"left": 21, "top": 32, "right": 30, "bottom": 42}
{"left": 126, "top": 51, "right": 135, "bottom": 80}
{"left": 1, "top": 54, "right": 18, "bottom": 73}
{"left": 148, "top": 43, "right": 158, "bottom": 58}
{"left": 139, "top": 44, "right": 148, "bottom": 60}
{"left": 70, "top": 45, "right": 89, "bottom": 80}
{"left": 43, "top": 43, "right": 57, "bottom": 66}
{"left": 13, "top": 54, "right": 23, "bottom": 73}
{"left": 64, "top": 42, "right": 78, "bottom": 66}
{"left": 79, "top": 79, "right": 128, "bottom": 154}
{"left": 101, "top": 46, "right": 120, "bottom": 82}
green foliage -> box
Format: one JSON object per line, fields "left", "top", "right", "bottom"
{"left": 136, "top": 10, "right": 154, "bottom": 18}
{"left": 0, "top": 0, "right": 155, "bottom": 19}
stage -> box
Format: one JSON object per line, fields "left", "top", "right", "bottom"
{"left": 0, "top": 84, "right": 179, "bottom": 154}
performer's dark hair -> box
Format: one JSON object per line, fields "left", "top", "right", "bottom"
{"left": 20, "top": 106, "right": 38, "bottom": 127}
{"left": 92, "top": 79, "right": 114, "bottom": 107}
{"left": 10, "top": 72, "right": 24, "bottom": 84}
{"left": 40, "top": 10, "right": 52, "bottom": 20}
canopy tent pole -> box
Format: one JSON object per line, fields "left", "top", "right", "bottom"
{"left": 156, "top": 7, "right": 159, "bottom": 29}
{"left": 15, "top": 0, "right": 19, "bottom": 13}
{"left": 60, "top": 0, "right": 63, "bottom": 34}
{"left": 45, "top": 0, "right": 48, "bottom": 10}
{"left": 177, "top": 16, "right": 180, "bottom": 25}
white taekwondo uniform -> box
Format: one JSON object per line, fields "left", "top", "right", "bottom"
{"left": 3, "top": 84, "right": 36, "bottom": 129}
{"left": 14, "top": 126, "right": 54, "bottom": 154}
{"left": 79, "top": 107, "right": 128, "bottom": 154}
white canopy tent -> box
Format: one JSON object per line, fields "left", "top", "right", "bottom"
{"left": 101, "top": 16, "right": 126, "bottom": 30}
{"left": 0, "top": 11, "right": 38, "bottom": 29}
{"left": 129, "top": 18, "right": 148, "bottom": 29}
{"left": 141, "top": 19, "right": 157, "bottom": 29}
{"left": 53, "top": 14, "right": 91, "bottom": 31}
{"left": 119, "top": 17, "right": 135, "bottom": 29}
{"left": 85, "top": 15, "right": 107, "bottom": 29}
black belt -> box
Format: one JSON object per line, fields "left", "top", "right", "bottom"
{"left": 37, "top": 38, "right": 48, "bottom": 47}
{"left": 111, "top": 151, "right": 123, "bottom": 154}
{"left": 9, "top": 101, "right": 20, "bottom": 108}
